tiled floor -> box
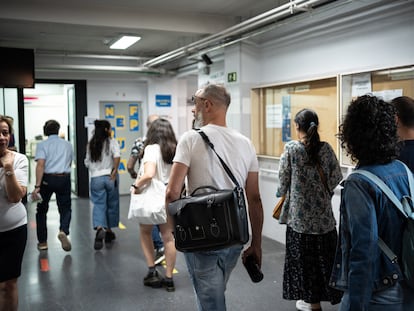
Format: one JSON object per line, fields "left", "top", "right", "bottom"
{"left": 18, "top": 195, "right": 340, "bottom": 311}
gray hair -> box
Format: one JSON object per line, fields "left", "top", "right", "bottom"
{"left": 201, "top": 84, "right": 231, "bottom": 108}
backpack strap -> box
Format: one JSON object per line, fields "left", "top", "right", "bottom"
{"left": 352, "top": 169, "right": 409, "bottom": 219}
{"left": 351, "top": 163, "right": 413, "bottom": 264}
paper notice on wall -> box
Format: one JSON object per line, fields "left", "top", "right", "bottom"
{"left": 351, "top": 73, "right": 372, "bottom": 97}
{"left": 372, "top": 89, "right": 403, "bottom": 102}
{"left": 266, "top": 104, "right": 282, "bottom": 128}
{"left": 84, "top": 116, "right": 96, "bottom": 128}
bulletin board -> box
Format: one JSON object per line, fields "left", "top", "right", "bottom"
{"left": 340, "top": 65, "right": 414, "bottom": 166}
{"left": 251, "top": 77, "right": 338, "bottom": 158}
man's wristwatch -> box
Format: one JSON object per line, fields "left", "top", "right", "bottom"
{"left": 5, "top": 170, "right": 14, "bottom": 176}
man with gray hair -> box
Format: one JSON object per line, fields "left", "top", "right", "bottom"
{"left": 166, "top": 84, "right": 264, "bottom": 310}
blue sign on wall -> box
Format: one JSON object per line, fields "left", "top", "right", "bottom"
{"left": 129, "top": 103, "right": 139, "bottom": 131}
{"left": 155, "top": 94, "right": 171, "bottom": 107}
{"left": 282, "top": 95, "right": 291, "bottom": 142}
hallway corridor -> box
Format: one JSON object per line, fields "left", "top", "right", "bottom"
{"left": 18, "top": 195, "right": 339, "bottom": 311}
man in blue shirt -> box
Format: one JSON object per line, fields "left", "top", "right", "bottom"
{"left": 32, "top": 120, "right": 73, "bottom": 252}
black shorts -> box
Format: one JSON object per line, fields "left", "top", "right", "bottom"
{"left": 0, "top": 224, "right": 27, "bottom": 282}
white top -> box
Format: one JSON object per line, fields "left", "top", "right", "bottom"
{"left": 84, "top": 138, "right": 121, "bottom": 177}
{"left": 141, "top": 144, "right": 171, "bottom": 184}
{"left": 173, "top": 124, "right": 259, "bottom": 194}
{"left": 0, "top": 152, "right": 28, "bottom": 232}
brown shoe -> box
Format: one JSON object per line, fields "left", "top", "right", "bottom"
{"left": 58, "top": 231, "right": 72, "bottom": 251}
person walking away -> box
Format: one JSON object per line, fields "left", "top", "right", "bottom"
{"left": 32, "top": 120, "right": 73, "bottom": 251}
{"left": 165, "top": 83, "right": 264, "bottom": 310}
{"left": 0, "top": 115, "right": 28, "bottom": 311}
{"left": 132, "top": 118, "right": 177, "bottom": 291}
{"left": 277, "top": 108, "right": 343, "bottom": 311}
{"left": 84, "top": 119, "right": 120, "bottom": 250}
{"left": 127, "top": 114, "right": 164, "bottom": 265}
{"left": 331, "top": 95, "right": 413, "bottom": 310}
{"left": 391, "top": 96, "right": 414, "bottom": 172}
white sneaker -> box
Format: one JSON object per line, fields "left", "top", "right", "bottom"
{"left": 296, "top": 300, "right": 322, "bottom": 311}
{"left": 58, "top": 231, "right": 72, "bottom": 252}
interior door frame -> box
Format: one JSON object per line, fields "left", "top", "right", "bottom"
{"left": 18, "top": 79, "right": 89, "bottom": 198}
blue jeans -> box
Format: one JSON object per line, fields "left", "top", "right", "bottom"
{"left": 184, "top": 245, "right": 243, "bottom": 311}
{"left": 90, "top": 175, "right": 119, "bottom": 229}
{"left": 36, "top": 174, "right": 71, "bottom": 243}
{"left": 339, "top": 281, "right": 414, "bottom": 311}
{"left": 152, "top": 225, "right": 163, "bottom": 249}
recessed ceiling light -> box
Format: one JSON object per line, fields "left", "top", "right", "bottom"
{"left": 110, "top": 36, "right": 141, "bottom": 50}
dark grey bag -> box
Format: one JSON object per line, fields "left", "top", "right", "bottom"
{"left": 168, "top": 130, "right": 249, "bottom": 252}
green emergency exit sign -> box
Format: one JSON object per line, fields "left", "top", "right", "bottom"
{"left": 227, "top": 72, "right": 237, "bottom": 82}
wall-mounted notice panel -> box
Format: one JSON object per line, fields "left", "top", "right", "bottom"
{"left": 251, "top": 77, "right": 338, "bottom": 158}
{"left": 340, "top": 65, "right": 414, "bottom": 166}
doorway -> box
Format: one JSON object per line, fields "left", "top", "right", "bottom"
{"left": 23, "top": 80, "right": 88, "bottom": 197}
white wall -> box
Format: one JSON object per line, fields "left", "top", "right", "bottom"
{"left": 258, "top": 12, "right": 414, "bottom": 85}
{"left": 249, "top": 8, "right": 414, "bottom": 242}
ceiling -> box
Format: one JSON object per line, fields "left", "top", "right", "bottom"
{"left": 1, "top": 0, "right": 413, "bottom": 76}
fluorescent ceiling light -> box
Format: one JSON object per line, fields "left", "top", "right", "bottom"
{"left": 110, "top": 36, "right": 141, "bottom": 50}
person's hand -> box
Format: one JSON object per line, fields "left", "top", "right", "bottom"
{"left": 31, "top": 191, "right": 41, "bottom": 201}
{"left": 129, "top": 170, "right": 137, "bottom": 179}
{"left": 242, "top": 245, "right": 262, "bottom": 268}
{"left": 0, "top": 150, "right": 15, "bottom": 171}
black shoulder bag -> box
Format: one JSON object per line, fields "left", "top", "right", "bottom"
{"left": 168, "top": 129, "right": 249, "bottom": 252}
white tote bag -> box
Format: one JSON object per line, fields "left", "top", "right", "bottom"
{"left": 128, "top": 178, "right": 167, "bottom": 224}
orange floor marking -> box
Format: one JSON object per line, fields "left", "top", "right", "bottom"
{"left": 40, "top": 258, "right": 49, "bottom": 272}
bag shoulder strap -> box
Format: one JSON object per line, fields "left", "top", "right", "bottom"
{"left": 196, "top": 129, "right": 240, "bottom": 188}
{"left": 352, "top": 168, "right": 410, "bottom": 218}
{"left": 351, "top": 163, "right": 413, "bottom": 263}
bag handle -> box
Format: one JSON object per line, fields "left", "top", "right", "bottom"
{"left": 196, "top": 129, "right": 240, "bottom": 188}
{"left": 191, "top": 186, "right": 219, "bottom": 195}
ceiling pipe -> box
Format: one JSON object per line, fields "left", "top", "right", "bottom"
{"left": 143, "top": 0, "right": 325, "bottom": 67}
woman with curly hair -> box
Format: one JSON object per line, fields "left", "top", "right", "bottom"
{"left": 330, "top": 95, "right": 412, "bottom": 310}
{"left": 132, "top": 118, "right": 177, "bottom": 292}
{"left": 84, "top": 120, "right": 120, "bottom": 250}
{"left": 277, "top": 108, "right": 343, "bottom": 311}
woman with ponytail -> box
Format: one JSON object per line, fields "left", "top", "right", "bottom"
{"left": 85, "top": 120, "right": 121, "bottom": 250}
{"left": 276, "top": 109, "right": 343, "bottom": 311}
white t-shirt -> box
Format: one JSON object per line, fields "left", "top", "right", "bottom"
{"left": 141, "top": 144, "right": 171, "bottom": 184}
{"left": 0, "top": 152, "right": 28, "bottom": 232}
{"left": 173, "top": 124, "right": 259, "bottom": 195}
{"left": 84, "top": 138, "right": 121, "bottom": 178}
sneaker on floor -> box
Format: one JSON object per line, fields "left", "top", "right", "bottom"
{"left": 161, "top": 277, "right": 175, "bottom": 292}
{"left": 94, "top": 228, "right": 106, "bottom": 250}
{"left": 105, "top": 231, "right": 116, "bottom": 244}
{"left": 37, "top": 242, "right": 48, "bottom": 251}
{"left": 58, "top": 231, "right": 72, "bottom": 252}
{"left": 296, "top": 300, "right": 322, "bottom": 311}
{"left": 143, "top": 269, "right": 162, "bottom": 288}
{"left": 154, "top": 248, "right": 165, "bottom": 265}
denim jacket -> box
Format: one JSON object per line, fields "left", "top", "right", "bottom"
{"left": 330, "top": 160, "right": 409, "bottom": 310}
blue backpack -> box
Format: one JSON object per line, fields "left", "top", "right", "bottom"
{"left": 352, "top": 162, "right": 414, "bottom": 289}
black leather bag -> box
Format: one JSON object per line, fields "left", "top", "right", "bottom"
{"left": 168, "top": 185, "right": 249, "bottom": 252}
{"left": 168, "top": 130, "right": 249, "bottom": 252}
